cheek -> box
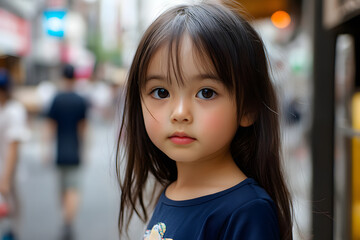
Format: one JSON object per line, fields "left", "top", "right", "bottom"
{"left": 203, "top": 107, "right": 236, "bottom": 128}
{"left": 199, "top": 107, "right": 238, "bottom": 138}
{"left": 142, "top": 104, "right": 165, "bottom": 141}
{"left": 203, "top": 114, "right": 225, "bottom": 129}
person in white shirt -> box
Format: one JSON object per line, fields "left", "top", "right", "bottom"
{"left": 0, "top": 68, "right": 29, "bottom": 240}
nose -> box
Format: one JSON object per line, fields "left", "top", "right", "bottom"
{"left": 170, "top": 98, "right": 193, "bottom": 124}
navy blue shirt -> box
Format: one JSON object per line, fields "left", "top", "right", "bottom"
{"left": 144, "top": 178, "right": 280, "bottom": 240}
{"left": 48, "top": 91, "right": 88, "bottom": 166}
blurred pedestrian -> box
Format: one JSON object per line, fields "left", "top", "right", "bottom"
{"left": 0, "top": 68, "right": 29, "bottom": 240}
{"left": 46, "top": 64, "right": 88, "bottom": 240}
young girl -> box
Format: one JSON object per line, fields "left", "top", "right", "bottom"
{"left": 116, "top": 2, "right": 293, "bottom": 239}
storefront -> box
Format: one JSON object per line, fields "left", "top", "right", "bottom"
{"left": 0, "top": 8, "right": 31, "bottom": 84}
{"left": 312, "top": 0, "right": 360, "bottom": 239}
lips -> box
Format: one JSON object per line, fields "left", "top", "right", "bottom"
{"left": 169, "top": 132, "right": 196, "bottom": 145}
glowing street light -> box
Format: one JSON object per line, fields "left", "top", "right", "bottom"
{"left": 271, "top": 10, "right": 291, "bottom": 29}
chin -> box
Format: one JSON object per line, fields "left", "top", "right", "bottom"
{"left": 166, "top": 154, "right": 199, "bottom": 164}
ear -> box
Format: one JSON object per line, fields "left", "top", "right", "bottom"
{"left": 239, "top": 113, "right": 255, "bottom": 127}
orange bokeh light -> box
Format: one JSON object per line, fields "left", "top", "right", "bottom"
{"left": 271, "top": 10, "right": 291, "bottom": 29}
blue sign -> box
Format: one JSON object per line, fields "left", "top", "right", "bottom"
{"left": 44, "top": 10, "right": 67, "bottom": 37}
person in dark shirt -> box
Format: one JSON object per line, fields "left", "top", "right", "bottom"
{"left": 116, "top": 2, "right": 293, "bottom": 240}
{"left": 47, "top": 64, "right": 88, "bottom": 240}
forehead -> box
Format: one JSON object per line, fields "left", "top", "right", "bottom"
{"left": 146, "top": 35, "right": 216, "bottom": 82}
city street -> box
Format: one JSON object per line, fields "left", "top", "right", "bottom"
{"left": 2, "top": 0, "right": 358, "bottom": 238}
{"left": 15, "top": 114, "right": 144, "bottom": 240}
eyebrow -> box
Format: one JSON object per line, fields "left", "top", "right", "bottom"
{"left": 145, "top": 73, "right": 220, "bottom": 82}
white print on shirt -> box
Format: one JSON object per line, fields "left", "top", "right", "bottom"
{"left": 143, "top": 222, "right": 173, "bottom": 240}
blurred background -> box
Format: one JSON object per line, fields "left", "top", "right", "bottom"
{"left": 0, "top": 0, "right": 359, "bottom": 239}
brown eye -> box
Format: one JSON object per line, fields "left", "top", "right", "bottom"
{"left": 151, "top": 88, "right": 169, "bottom": 99}
{"left": 196, "top": 88, "right": 216, "bottom": 99}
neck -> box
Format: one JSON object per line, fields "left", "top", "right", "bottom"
{"left": 63, "top": 79, "right": 75, "bottom": 91}
{"left": 166, "top": 152, "right": 246, "bottom": 200}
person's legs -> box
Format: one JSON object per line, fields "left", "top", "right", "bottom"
{"left": 1, "top": 184, "right": 19, "bottom": 240}
{"left": 62, "top": 188, "right": 79, "bottom": 225}
{"left": 58, "top": 166, "right": 81, "bottom": 240}
{"left": 61, "top": 189, "right": 78, "bottom": 240}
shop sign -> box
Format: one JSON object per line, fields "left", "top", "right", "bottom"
{"left": 43, "top": 10, "right": 67, "bottom": 38}
{"left": 0, "top": 8, "right": 31, "bottom": 56}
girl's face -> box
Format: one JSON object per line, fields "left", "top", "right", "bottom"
{"left": 141, "top": 36, "right": 239, "bottom": 164}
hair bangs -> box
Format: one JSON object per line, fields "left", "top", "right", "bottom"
{"left": 138, "top": 4, "right": 237, "bottom": 91}
{"left": 186, "top": 6, "right": 237, "bottom": 94}
{"left": 136, "top": 5, "right": 191, "bottom": 89}
{"left": 183, "top": 4, "right": 252, "bottom": 117}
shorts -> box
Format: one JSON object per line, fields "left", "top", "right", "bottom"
{"left": 57, "top": 166, "right": 82, "bottom": 193}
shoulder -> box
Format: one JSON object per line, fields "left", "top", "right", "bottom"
{"left": 213, "top": 179, "right": 280, "bottom": 239}
{"left": 220, "top": 198, "right": 280, "bottom": 239}
{"left": 51, "top": 92, "right": 86, "bottom": 104}
{"left": 5, "top": 100, "right": 27, "bottom": 118}
{"left": 218, "top": 179, "right": 279, "bottom": 225}
{"left": 231, "top": 198, "right": 278, "bottom": 222}
{"left": 71, "top": 92, "right": 88, "bottom": 105}
{"left": 2, "top": 100, "right": 30, "bottom": 141}
{"left": 50, "top": 92, "right": 63, "bottom": 104}
{"left": 213, "top": 178, "right": 275, "bottom": 209}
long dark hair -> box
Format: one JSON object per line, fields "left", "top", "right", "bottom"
{"left": 116, "top": 2, "right": 293, "bottom": 239}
